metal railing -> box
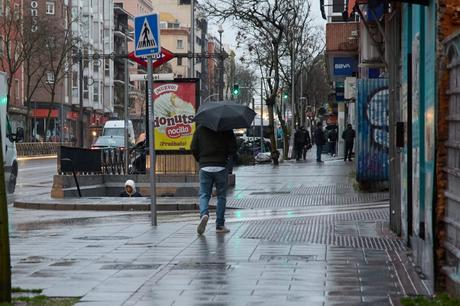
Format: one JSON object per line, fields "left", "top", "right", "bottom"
{"left": 58, "top": 144, "right": 198, "bottom": 176}
{"left": 17, "top": 142, "right": 74, "bottom": 157}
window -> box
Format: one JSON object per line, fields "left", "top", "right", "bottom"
{"left": 14, "top": 79, "right": 19, "bottom": 100}
{"left": 46, "top": 72, "right": 55, "bottom": 84}
{"left": 46, "top": 2, "right": 55, "bottom": 15}
{"left": 177, "top": 57, "right": 182, "bottom": 66}
{"left": 13, "top": 3, "right": 19, "bottom": 19}
{"left": 332, "top": 0, "right": 345, "bottom": 13}
{"left": 0, "top": 36, "right": 3, "bottom": 56}
{"left": 83, "top": 76, "right": 89, "bottom": 99}
{"left": 72, "top": 71, "right": 78, "bottom": 97}
{"left": 177, "top": 39, "right": 183, "bottom": 49}
{"left": 93, "top": 83, "right": 99, "bottom": 103}
{"left": 104, "top": 59, "right": 110, "bottom": 77}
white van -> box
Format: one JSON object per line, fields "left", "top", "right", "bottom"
{"left": 1, "top": 72, "right": 22, "bottom": 193}
{"left": 92, "top": 120, "right": 135, "bottom": 149}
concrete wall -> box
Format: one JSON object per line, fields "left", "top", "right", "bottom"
{"left": 51, "top": 173, "right": 235, "bottom": 198}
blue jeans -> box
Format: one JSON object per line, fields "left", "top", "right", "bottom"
{"left": 316, "top": 145, "right": 323, "bottom": 161}
{"left": 199, "top": 169, "right": 228, "bottom": 226}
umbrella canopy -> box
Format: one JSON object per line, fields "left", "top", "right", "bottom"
{"left": 194, "top": 101, "right": 257, "bottom": 131}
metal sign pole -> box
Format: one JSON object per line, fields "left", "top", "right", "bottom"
{"left": 147, "top": 56, "right": 157, "bottom": 226}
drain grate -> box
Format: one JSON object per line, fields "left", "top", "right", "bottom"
{"left": 227, "top": 192, "right": 389, "bottom": 209}
{"left": 19, "top": 256, "right": 49, "bottom": 264}
{"left": 240, "top": 209, "right": 404, "bottom": 251}
{"left": 101, "top": 263, "right": 161, "bottom": 270}
{"left": 172, "top": 262, "right": 231, "bottom": 270}
{"left": 291, "top": 184, "right": 356, "bottom": 195}
{"left": 50, "top": 259, "right": 77, "bottom": 266}
{"left": 250, "top": 191, "right": 291, "bottom": 195}
{"left": 74, "top": 236, "right": 131, "bottom": 241}
{"left": 259, "top": 255, "right": 318, "bottom": 262}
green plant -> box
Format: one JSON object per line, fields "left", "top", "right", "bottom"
{"left": 11, "top": 288, "right": 42, "bottom": 294}
{"left": 401, "top": 293, "right": 460, "bottom": 306}
{"left": 0, "top": 295, "right": 79, "bottom": 306}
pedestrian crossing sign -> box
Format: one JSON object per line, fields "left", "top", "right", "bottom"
{"left": 134, "top": 13, "right": 161, "bottom": 57}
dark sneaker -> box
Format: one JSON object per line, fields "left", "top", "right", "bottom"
{"left": 216, "top": 226, "right": 230, "bottom": 233}
{"left": 197, "top": 215, "right": 209, "bottom": 235}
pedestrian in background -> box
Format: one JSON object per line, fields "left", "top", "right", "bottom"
{"left": 301, "top": 126, "right": 311, "bottom": 160}
{"left": 328, "top": 128, "right": 338, "bottom": 157}
{"left": 294, "top": 126, "right": 305, "bottom": 161}
{"left": 191, "top": 125, "right": 237, "bottom": 235}
{"left": 313, "top": 122, "right": 326, "bottom": 163}
{"left": 342, "top": 123, "right": 356, "bottom": 161}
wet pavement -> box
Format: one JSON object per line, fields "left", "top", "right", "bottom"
{"left": 8, "top": 153, "right": 429, "bottom": 305}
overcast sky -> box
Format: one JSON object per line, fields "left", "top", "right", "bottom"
{"left": 207, "top": 0, "right": 327, "bottom": 63}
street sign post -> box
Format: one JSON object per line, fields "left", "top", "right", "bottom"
{"left": 135, "top": 13, "right": 161, "bottom": 226}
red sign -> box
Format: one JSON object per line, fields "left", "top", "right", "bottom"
{"left": 32, "top": 109, "right": 59, "bottom": 118}
{"left": 128, "top": 47, "right": 175, "bottom": 69}
{"left": 67, "top": 112, "right": 79, "bottom": 121}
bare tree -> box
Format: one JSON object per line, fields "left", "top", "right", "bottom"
{"left": 41, "top": 12, "right": 77, "bottom": 140}
{"left": 203, "top": 0, "right": 296, "bottom": 165}
{"left": 234, "top": 64, "right": 257, "bottom": 105}
{"left": 22, "top": 19, "right": 51, "bottom": 141}
{"left": 278, "top": 1, "right": 324, "bottom": 129}
{"left": 0, "top": 4, "right": 27, "bottom": 112}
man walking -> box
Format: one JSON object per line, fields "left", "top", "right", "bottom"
{"left": 301, "top": 126, "right": 311, "bottom": 160}
{"left": 293, "top": 126, "right": 305, "bottom": 161}
{"left": 328, "top": 128, "right": 338, "bottom": 157}
{"left": 191, "top": 125, "right": 237, "bottom": 235}
{"left": 313, "top": 122, "right": 326, "bottom": 163}
{"left": 342, "top": 123, "right": 356, "bottom": 161}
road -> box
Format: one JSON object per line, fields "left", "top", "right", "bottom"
{"left": 7, "top": 157, "right": 57, "bottom": 203}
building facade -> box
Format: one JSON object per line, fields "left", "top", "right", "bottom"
{"left": 337, "top": 0, "right": 460, "bottom": 296}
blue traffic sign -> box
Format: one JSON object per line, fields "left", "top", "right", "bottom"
{"left": 134, "top": 13, "right": 161, "bottom": 57}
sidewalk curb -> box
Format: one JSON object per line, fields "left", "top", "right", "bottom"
{"left": 13, "top": 197, "right": 216, "bottom": 212}
{"left": 17, "top": 155, "right": 57, "bottom": 161}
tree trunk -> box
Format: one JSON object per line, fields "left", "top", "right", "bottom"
{"left": 25, "top": 99, "right": 32, "bottom": 142}
{"left": 276, "top": 104, "right": 289, "bottom": 160}
{"left": 0, "top": 128, "right": 12, "bottom": 303}
{"left": 45, "top": 90, "right": 56, "bottom": 142}
{"left": 267, "top": 103, "right": 279, "bottom": 165}
{"left": 6, "top": 78, "right": 12, "bottom": 113}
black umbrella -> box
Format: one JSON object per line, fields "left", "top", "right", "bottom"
{"left": 194, "top": 101, "right": 257, "bottom": 131}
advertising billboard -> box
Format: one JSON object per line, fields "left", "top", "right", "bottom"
{"left": 152, "top": 79, "right": 199, "bottom": 152}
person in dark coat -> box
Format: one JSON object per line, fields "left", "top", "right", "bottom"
{"left": 328, "top": 128, "right": 338, "bottom": 157}
{"left": 342, "top": 123, "right": 356, "bottom": 161}
{"left": 191, "top": 125, "right": 237, "bottom": 235}
{"left": 313, "top": 122, "right": 326, "bottom": 162}
{"left": 120, "top": 180, "right": 142, "bottom": 197}
{"left": 293, "top": 126, "right": 306, "bottom": 161}
{"left": 301, "top": 126, "right": 311, "bottom": 160}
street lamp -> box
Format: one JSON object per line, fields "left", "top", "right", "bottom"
{"left": 218, "top": 25, "right": 224, "bottom": 101}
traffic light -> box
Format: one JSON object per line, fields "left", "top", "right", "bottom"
{"left": 283, "top": 92, "right": 288, "bottom": 100}
{"left": 232, "top": 84, "right": 240, "bottom": 96}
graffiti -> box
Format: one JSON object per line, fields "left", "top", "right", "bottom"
{"left": 356, "top": 79, "right": 389, "bottom": 183}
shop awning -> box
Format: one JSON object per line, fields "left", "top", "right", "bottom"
{"left": 32, "top": 109, "right": 59, "bottom": 118}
